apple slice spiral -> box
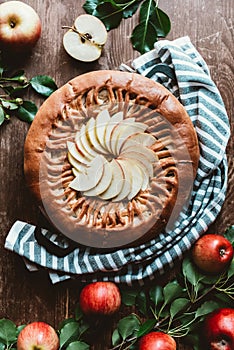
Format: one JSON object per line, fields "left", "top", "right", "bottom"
{"left": 68, "top": 109, "right": 158, "bottom": 201}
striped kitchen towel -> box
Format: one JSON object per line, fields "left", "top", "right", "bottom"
{"left": 5, "top": 36, "right": 230, "bottom": 284}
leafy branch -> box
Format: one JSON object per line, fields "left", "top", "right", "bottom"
{"left": 0, "top": 53, "right": 57, "bottom": 126}
{"left": 0, "top": 227, "right": 233, "bottom": 350}
{"left": 110, "top": 226, "right": 234, "bottom": 350}
{"left": 83, "top": 0, "right": 171, "bottom": 54}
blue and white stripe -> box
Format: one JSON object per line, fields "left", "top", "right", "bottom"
{"left": 5, "top": 36, "right": 230, "bottom": 284}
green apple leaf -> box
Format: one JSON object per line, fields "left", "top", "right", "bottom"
{"left": 17, "top": 101, "right": 37, "bottom": 123}
{"left": 66, "top": 341, "right": 90, "bottom": 350}
{"left": 1, "top": 100, "right": 19, "bottom": 110}
{"left": 112, "top": 328, "right": 122, "bottom": 347}
{"left": 182, "top": 257, "right": 205, "bottom": 286}
{"left": 0, "top": 319, "right": 18, "bottom": 346}
{"left": 163, "top": 280, "right": 185, "bottom": 304}
{"left": 131, "top": 20, "right": 157, "bottom": 54}
{"left": 195, "top": 300, "right": 220, "bottom": 319}
{"left": 82, "top": 0, "right": 99, "bottom": 14}
{"left": 136, "top": 291, "right": 148, "bottom": 316}
{"left": 137, "top": 319, "right": 156, "bottom": 338}
{"left": 224, "top": 225, "right": 234, "bottom": 245}
{"left": 121, "top": 288, "right": 139, "bottom": 306}
{"left": 59, "top": 322, "right": 80, "bottom": 349}
{"left": 30, "top": 75, "right": 57, "bottom": 97}
{"left": 118, "top": 314, "right": 141, "bottom": 341}
{"left": 93, "top": 1, "right": 123, "bottom": 30}
{"left": 0, "top": 106, "right": 5, "bottom": 126}
{"left": 119, "top": 0, "right": 141, "bottom": 19}
{"left": 149, "top": 285, "right": 164, "bottom": 308}
{"left": 170, "top": 298, "right": 190, "bottom": 319}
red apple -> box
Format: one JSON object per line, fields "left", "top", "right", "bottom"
{"left": 204, "top": 308, "right": 234, "bottom": 350}
{"left": 0, "top": 1, "right": 41, "bottom": 52}
{"left": 138, "top": 332, "right": 176, "bottom": 350}
{"left": 79, "top": 281, "right": 121, "bottom": 316}
{"left": 17, "top": 321, "right": 59, "bottom": 350}
{"left": 192, "top": 234, "right": 233, "bottom": 274}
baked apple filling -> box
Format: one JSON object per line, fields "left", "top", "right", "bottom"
{"left": 67, "top": 109, "right": 158, "bottom": 201}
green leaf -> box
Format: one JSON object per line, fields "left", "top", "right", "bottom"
{"left": 83, "top": 0, "right": 99, "bottom": 14}
{"left": 93, "top": 1, "right": 123, "bottom": 30}
{"left": 1, "top": 100, "right": 18, "bottom": 110}
{"left": 136, "top": 291, "right": 147, "bottom": 316}
{"left": 118, "top": 314, "right": 141, "bottom": 341}
{"left": 163, "top": 280, "right": 185, "bottom": 304}
{"left": 66, "top": 341, "right": 89, "bottom": 350}
{"left": 0, "top": 343, "right": 5, "bottom": 350}
{"left": 59, "top": 322, "right": 80, "bottom": 349}
{"left": 121, "top": 0, "right": 141, "bottom": 18}
{"left": 17, "top": 101, "right": 37, "bottom": 123}
{"left": 137, "top": 319, "right": 156, "bottom": 338}
{"left": 112, "top": 328, "right": 122, "bottom": 347}
{"left": 30, "top": 75, "right": 57, "bottom": 97}
{"left": 0, "top": 106, "right": 5, "bottom": 126}
{"left": 151, "top": 7, "right": 171, "bottom": 37}
{"left": 0, "top": 319, "right": 17, "bottom": 346}
{"left": 16, "top": 325, "right": 26, "bottom": 336}
{"left": 224, "top": 226, "right": 234, "bottom": 245}
{"left": 139, "top": 0, "right": 155, "bottom": 22}
{"left": 170, "top": 298, "right": 190, "bottom": 319}
{"left": 195, "top": 300, "right": 220, "bottom": 319}
{"left": 121, "top": 288, "right": 139, "bottom": 306}
{"left": 182, "top": 257, "right": 205, "bottom": 286}
{"left": 131, "top": 20, "right": 157, "bottom": 54}
{"left": 74, "top": 304, "right": 83, "bottom": 321}
{"left": 58, "top": 318, "right": 76, "bottom": 331}
{"left": 149, "top": 285, "right": 164, "bottom": 308}
{"left": 227, "top": 258, "right": 234, "bottom": 278}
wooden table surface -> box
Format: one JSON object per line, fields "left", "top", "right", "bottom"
{"left": 0, "top": 0, "right": 233, "bottom": 349}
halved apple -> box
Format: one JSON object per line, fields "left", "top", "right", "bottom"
{"left": 63, "top": 14, "right": 107, "bottom": 62}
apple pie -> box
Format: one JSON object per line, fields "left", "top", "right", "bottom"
{"left": 24, "top": 70, "right": 200, "bottom": 248}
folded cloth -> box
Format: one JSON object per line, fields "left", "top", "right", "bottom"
{"left": 5, "top": 36, "right": 230, "bottom": 284}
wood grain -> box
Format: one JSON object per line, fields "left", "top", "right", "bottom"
{"left": 0, "top": 0, "right": 233, "bottom": 349}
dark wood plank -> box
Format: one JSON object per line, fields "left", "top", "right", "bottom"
{"left": 0, "top": 1, "right": 233, "bottom": 349}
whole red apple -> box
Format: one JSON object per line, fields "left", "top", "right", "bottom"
{"left": 138, "top": 331, "right": 176, "bottom": 350}
{"left": 0, "top": 1, "right": 41, "bottom": 52}
{"left": 204, "top": 308, "right": 234, "bottom": 350}
{"left": 192, "top": 234, "right": 233, "bottom": 274}
{"left": 17, "top": 321, "right": 59, "bottom": 350}
{"left": 79, "top": 281, "right": 121, "bottom": 316}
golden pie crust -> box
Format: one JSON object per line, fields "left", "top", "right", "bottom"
{"left": 24, "top": 70, "right": 200, "bottom": 248}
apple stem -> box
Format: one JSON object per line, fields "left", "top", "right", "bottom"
{"left": 62, "top": 25, "right": 103, "bottom": 49}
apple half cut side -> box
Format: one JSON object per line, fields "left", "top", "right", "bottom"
{"left": 63, "top": 14, "right": 107, "bottom": 62}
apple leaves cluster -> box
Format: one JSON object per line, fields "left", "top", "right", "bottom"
{"left": 110, "top": 226, "right": 234, "bottom": 350}
{"left": 0, "top": 319, "right": 24, "bottom": 350}
{"left": 0, "top": 55, "right": 57, "bottom": 126}
{"left": 83, "top": 0, "right": 171, "bottom": 54}
{"left": 0, "top": 227, "right": 233, "bottom": 350}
